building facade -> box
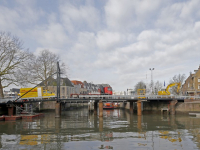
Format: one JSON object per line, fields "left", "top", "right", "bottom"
{"left": 71, "top": 80, "right": 87, "bottom": 94}
{"left": 46, "top": 77, "right": 76, "bottom": 98}
{"left": 182, "top": 66, "right": 200, "bottom": 96}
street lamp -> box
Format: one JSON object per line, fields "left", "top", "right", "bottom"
{"left": 149, "top": 68, "right": 155, "bottom": 94}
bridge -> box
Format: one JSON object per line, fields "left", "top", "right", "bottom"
{"left": 0, "top": 94, "right": 199, "bottom": 118}
{"left": 1, "top": 62, "right": 200, "bottom": 118}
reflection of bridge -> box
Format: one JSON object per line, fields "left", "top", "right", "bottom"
{"left": 0, "top": 109, "right": 191, "bottom": 147}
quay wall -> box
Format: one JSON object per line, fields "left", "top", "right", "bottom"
{"left": 140, "top": 99, "right": 200, "bottom": 113}
{"left": 40, "top": 101, "right": 87, "bottom": 111}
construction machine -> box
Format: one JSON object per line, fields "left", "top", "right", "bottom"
{"left": 158, "top": 82, "right": 181, "bottom": 95}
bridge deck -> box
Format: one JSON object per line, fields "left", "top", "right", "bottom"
{"left": 0, "top": 94, "right": 198, "bottom": 104}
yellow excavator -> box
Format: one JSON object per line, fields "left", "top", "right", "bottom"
{"left": 158, "top": 82, "right": 181, "bottom": 95}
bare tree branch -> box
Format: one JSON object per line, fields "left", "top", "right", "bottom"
{"left": 0, "top": 32, "right": 32, "bottom": 98}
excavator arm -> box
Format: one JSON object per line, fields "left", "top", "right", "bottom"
{"left": 158, "top": 82, "right": 181, "bottom": 95}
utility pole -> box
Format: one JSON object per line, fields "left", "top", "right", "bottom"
{"left": 55, "top": 61, "right": 61, "bottom": 118}
{"left": 57, "top": 61, "right": 60, "bottom": 102}
{"left": 149, "top": 68, "right": 154, "bottom": 94}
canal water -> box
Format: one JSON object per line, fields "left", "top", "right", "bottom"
{"left": 0, "top": 107, "right": 200, "bottom": 150}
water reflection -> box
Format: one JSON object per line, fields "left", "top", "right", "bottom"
{"left": 0, "top": 108, "right": 199, "bottom": 149}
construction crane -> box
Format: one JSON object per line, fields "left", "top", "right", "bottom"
{"left": 158, "top": 82, "right": 181, "bottom": 95}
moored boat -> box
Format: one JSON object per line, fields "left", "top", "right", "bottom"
{"left": 103, "top": 102, "right": 114, "bottom": 109}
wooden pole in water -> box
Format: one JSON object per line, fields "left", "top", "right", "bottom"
{"left": 99, "top": 100, "right": 103, "bottom": 117}
{"left": 137, "top": 100, "right": 142, "bottom": 116}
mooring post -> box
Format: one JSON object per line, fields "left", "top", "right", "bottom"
{"left": 137, "top": 100, "right": 142, "bottom": 116}
{"left": 99, "top": 100, "right": 103, "bottom": 117}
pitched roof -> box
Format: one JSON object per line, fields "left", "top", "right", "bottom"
{"left": 71, "top": 80, "right": 84, "bottom": 88}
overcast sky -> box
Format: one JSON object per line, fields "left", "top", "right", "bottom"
{"left": 1, "top": 0, "right": 200, "bottom": 91}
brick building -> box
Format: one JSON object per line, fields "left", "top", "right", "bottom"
{"left": 182, "top": 66, "right": 200, "bottom": 96}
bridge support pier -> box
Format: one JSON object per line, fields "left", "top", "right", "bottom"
{"left": 170, "top": 100, "right": 177, "bottom": 115}
{"left": 137, "top": 100, "right": 142, "bottom": 116}
{"left": 55, "top": 102, "right": 61, "bottom": 118}
{"left": 94, "top": 101, "right": 98, "bottom": 115}
{"left": 130, "top": 101, "right": 134, "bottom": 114}
{"left": 8, "top": 106, "right": 14, "bottom": 116}
{"left": 99, "top": 100, "right": 103, "bottom": 117}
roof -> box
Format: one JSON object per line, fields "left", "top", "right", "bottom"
{"left": 71, "top": 80, "right": 84, "bottom": 88}
{"left": 39, "top": 77, "right": 74, "bottom": 87}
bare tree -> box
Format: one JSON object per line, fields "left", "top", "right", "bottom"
{"left": 0, "top": 32, "right": 32, "bottom": 98}
{"left": 154, "top": 80, "right": 163, "bottom": 94}
{"left": 24, "top": 49, "right": 67, "bottom": 89}
{"left": 134, "top": 81, "right": 146, "bottom": 91}
{"left": 169, "top": 74, "right": 186, "bottom": 95}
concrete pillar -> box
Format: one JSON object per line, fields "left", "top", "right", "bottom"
{"left": 99, "top": 100, "right": 103, "bottom": 117}
{"left": 25, "top": 104, "right": 28, "bottom": 112}
{"left": 8, "top": 107, "right": 14, "bottom": 116}
{"left": 125, "top": 102, "right": 130, "bottom": 109}
{"left": 130, "top": 101, "right": 133, "bottom": 114}
{"left": 137, "top": 100, "right": 142, "bottom": 116}
{"left": 55, "top": 102, "right": 61, "bottom": 118}
{"left": 170, "top": 100, "right": 177, "bottom": 115}
{"left": 94, "top": 101, "right": 98, "bottom": 115}
{"left": 88, "top": 101, "right": 94, "bottom": 112}
{"left": 120, "top": 102, "right": 125, "bottom": 108}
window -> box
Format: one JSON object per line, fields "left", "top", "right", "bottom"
{"left": 188, "top": 83, "right": 190, "bottom": 88}
{"left": 198, "top": 78, "right": 200, "bottom": 82}
{"left": 198, "top": 85, "right": 200, "bottom": 90}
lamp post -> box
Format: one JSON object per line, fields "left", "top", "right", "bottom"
{"left": 149, "top": 68, "right": 154, "bottom": 94}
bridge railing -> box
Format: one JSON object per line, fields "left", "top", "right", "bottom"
{"left": 0, "top": 98, "right": 16, "bottom": 103}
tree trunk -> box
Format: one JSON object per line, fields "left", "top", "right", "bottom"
{"left": 0, "top": 79, "right": 4, "bottom": 98}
